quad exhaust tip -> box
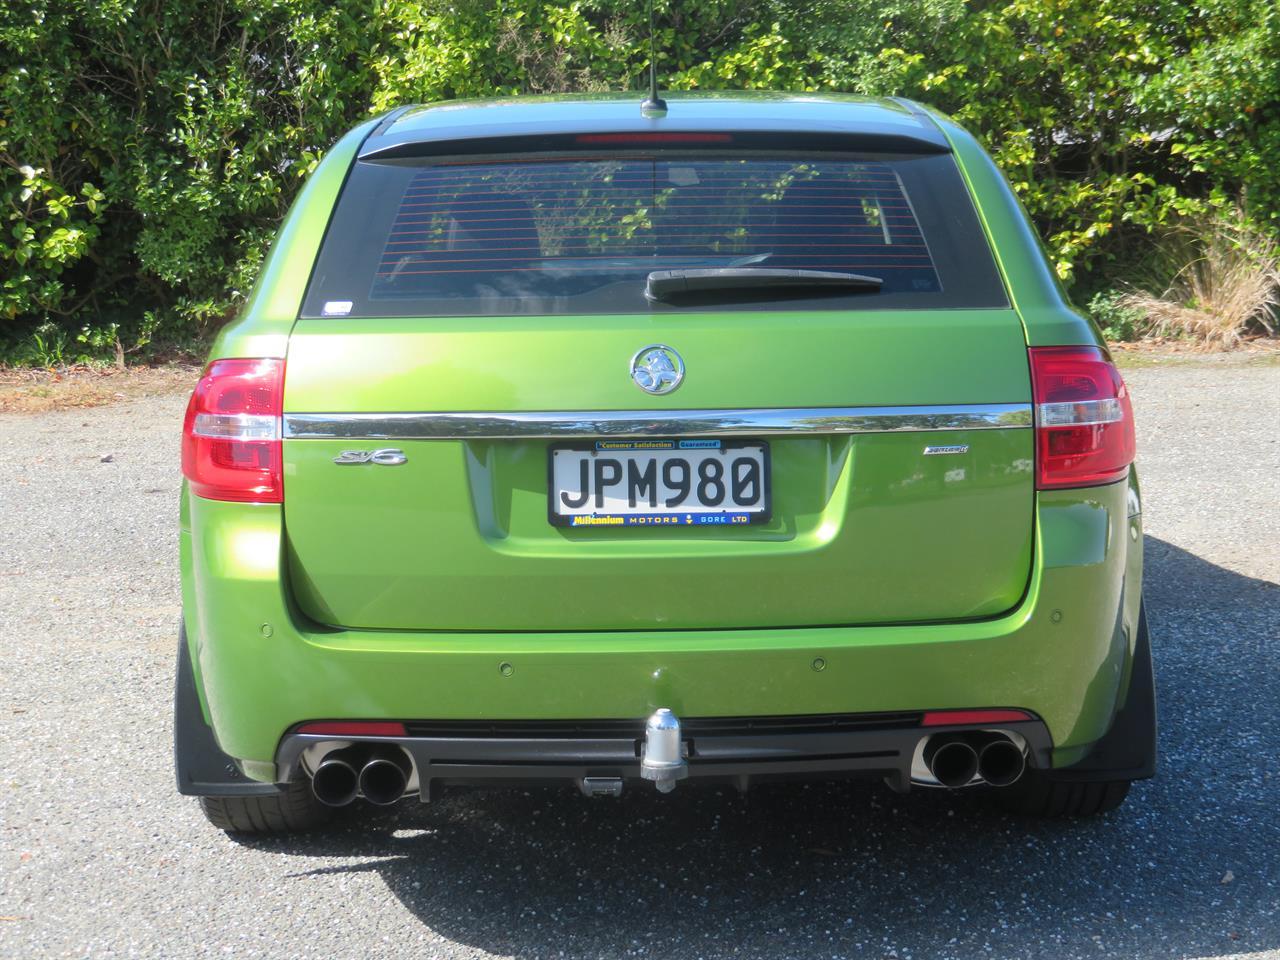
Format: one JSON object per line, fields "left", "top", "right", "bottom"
{"left": 310, "top": 745, "right": 413, "bottom": 807}
{"left": 359, "top": 747, "right": 412, "bottom": 806}
{"left": 922, "top": 731, "right": 1027, "bottom": 788}
{"left": 310, "top": 747, "right": 362, "bottom": 807}
{"left": 640, "top": 708, "right": 688, "bottom": 793}
{"left": 923, "top": 734, "right": 979, "bottom": 788}
{"left": 977, "top": 736, "right": 1026, "bottom": 787}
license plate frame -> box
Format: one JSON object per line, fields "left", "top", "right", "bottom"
{"left": 547, "top": 439, "right": 772, "bottom": 528}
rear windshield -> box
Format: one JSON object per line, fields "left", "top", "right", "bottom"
{"left": 303, "top": 152, "right": 1007, "bottom": 317}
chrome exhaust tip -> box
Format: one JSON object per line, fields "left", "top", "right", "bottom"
{"left": 311, "top": 747, "right": 362, "bottom": 807}
{"left": 640, "top": 708, "right": 688, "bottom": 793}
{"left": 977, "top": 735, "right": 1026, "bottom": 787}
{"left": 358, "top": 747, "right": 412, "bottom": 806}
{"left": 923, "top": 735, "right": 979, "bottom": 788}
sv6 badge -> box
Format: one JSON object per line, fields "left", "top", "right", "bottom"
{"left": 333, "top": 449, "right": 408, "bottom": 466}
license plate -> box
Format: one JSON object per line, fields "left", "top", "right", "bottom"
{"left": 548, "top": 440, "right": 771, "bottom": 527}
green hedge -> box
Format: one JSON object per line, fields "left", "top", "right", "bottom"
{"left": 2, "top": 0, "right": 1277, "bottom": 362}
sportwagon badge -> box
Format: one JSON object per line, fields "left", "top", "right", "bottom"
{"left": 630, "top": 344, "right": 684, "bottom": 395}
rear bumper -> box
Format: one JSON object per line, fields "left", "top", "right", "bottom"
{"left": 180, "top": 479, "right": 1143, "bottom": 783}
{"left": 275, "top": 714, "right": 1055, "bottom": 798}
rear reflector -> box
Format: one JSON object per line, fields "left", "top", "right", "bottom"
{"left": 1029, "top": 346, "right": 1135, "bottom": 489}
{"left": 295, "top": 721, "right": 408, "bottom": 737}
{"left": 181, "top": 358, "right": 285, "bottom": 503}
{"left": 922, "top": 709, "right": 1034, "bottom": 727}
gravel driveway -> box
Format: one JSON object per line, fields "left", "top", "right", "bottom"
{"left": 1, "top": 362, "right": 1277, "bottom": 960}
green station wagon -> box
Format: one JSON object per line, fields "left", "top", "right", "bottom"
{"left": 175, "top": 93, "right": 1155, "bottom": 833}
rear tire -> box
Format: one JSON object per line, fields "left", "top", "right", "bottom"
{"left": 994, "top": 774, "right": 1131, "bottom": 818}
{"left": 198, "top": 776, "right": 332, "bottom": 834}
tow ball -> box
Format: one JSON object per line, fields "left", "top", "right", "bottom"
{"left": 640, "top": 708, "right": 689, "bottom": 793}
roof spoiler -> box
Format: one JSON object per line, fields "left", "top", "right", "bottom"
{"left": 359, "top": 127, "right": 951, "bottom": 162}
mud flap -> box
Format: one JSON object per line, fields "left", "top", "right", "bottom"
{"left": 1047, "top": 602, "right": 1157, "bottom": 782}
{"left": 174, "top": 623, "right": 282, "bottom": 797}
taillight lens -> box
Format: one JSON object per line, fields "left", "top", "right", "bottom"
{"left": 1029, "top": 346, "right": 1135, "bottom": 489}
{"left": 181, "top": 358, "right": 285, "bottom": 503}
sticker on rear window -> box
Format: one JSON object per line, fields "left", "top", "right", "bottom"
{"left": 322, "top": 300, "right": 354, "bottom": 317}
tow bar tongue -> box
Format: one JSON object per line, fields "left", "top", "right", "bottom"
{"left": 641, "top": 708, "right": 689, "bottom": 793}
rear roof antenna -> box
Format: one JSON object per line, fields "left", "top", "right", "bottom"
{"left": 640, "top": 0, "right": 667, "bottom": 118}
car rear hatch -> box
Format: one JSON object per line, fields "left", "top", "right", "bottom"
{"left": 281, "top": 130, "right": 1034, "bottom": 632}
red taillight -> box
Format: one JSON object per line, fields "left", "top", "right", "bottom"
{"left": 1029, "top": 346, "right": 1135, "bottom": 489}
{"left": 295, "top": 721, "right": 408, "bottom": 737}
{"left": 921, "top": 709, "right": 1034, "bottom": 727}
{"left": 181, "top": 358, "right": 285, "bottom": 503}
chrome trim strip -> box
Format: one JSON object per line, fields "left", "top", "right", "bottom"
{"left": 283, "top": 403, "right": 1032, "bottom": 440}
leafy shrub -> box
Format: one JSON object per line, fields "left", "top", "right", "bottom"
{"left": 860, "top": 0, "right": 1280, "bottom": 285}
{"left": 1, "top": 0, "right": 1278, "bottom": 362}
{"left": 1087, "top": 290, "right": 1145, "bottom": 343}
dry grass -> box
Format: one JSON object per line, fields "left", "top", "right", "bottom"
{"left": 1120, "top": 214, "right": 1280, "bottom": 350}
{"left": 0, "top": 364, "right": 198, "bottom": 414}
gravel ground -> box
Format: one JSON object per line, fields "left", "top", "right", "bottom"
{"left": 0, "top": 363, "right": 1277, "bottom": 960}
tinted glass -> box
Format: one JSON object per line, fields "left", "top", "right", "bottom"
{"left": 304, "top": 152, "right": 1007, "bottom": 317}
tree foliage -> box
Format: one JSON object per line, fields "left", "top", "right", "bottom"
{"left": 1, "top": 0, "right": 1277, "bottom": 361}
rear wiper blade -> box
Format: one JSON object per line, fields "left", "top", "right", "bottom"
{"left": 645, "top": 267, "right": 883, "bottom": 303}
